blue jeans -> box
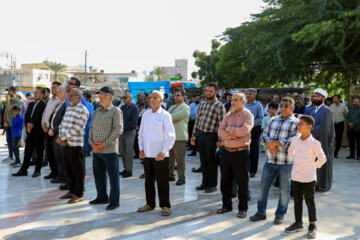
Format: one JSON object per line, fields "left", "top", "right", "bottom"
{"left": 257, "top": 162, "right": 292, "bottom": 217}
{"left": 5, "top": 127, "right": 13, "bottom": 158}
{"left": 93, "top": 153, "right": 120, "bottom": 204}
{"left": 12, "top": 137, "right": 21, "bottom": 163}
{"left": 84, "top": 126, "right": 92, "bottom": 154}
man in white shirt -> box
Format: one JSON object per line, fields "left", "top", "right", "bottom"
{"left": 137, "top": 90, "right": 175, "bottom": 216}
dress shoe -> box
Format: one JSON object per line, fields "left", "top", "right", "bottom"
{"left": 187, "top": 152, "right": 196, "bottom": 156}
{"left": 334, "top": 154, "right": 339, "bottom": 158}
{"left": 249, "top": 213, "right": 266, "bottom": 221}
{"left": 60, "top": 192, "right": 75, "bottom": 199}
{"left": 119, "top": 170, "right": 125, "bottom": 175}
{"left": 68, "top": 196, "right": 83, "bottom": 204}
{"left": 195, "top": 184, "right": 207, "bottom": 191}
{"left": 204, "top": 186, "right": 217, "bottom": 193}
{"left": 169, "top": 177, "right": 175, "bottom": 182}
{"left": 89, "top": 199, "right": 109, "bottom": 205}
{"left": 12, "top": 170, "right": 28, "bottom": 176}
{"left": 59, "top": 183, "right": 70, "bottom": 190}
{"left": 139, "top": 173, "right": 146, "bottom": 179}
{"left": 44, "top": 172, "right": 56, "bottom": 179}
{"left": 122, "top": 171, "right": 133, "bottom": 178}
{"left": 106, "top": 203, "right": 120, "bottom": 210}
{"left": 51, "top": 177, "right": 65, "bottom": 183}
{"left": 42, "top": 161, "right": 48, "bottom": 167}
{"left": 175, "top": 179, "right": 185, "bottom": 185}
{"left": 346, "top": 155, "right": 355, "bottom": 159}
{"left": 32, "top": 171, "right": 41, "bottom": 178}
{"left": 192, "top": 167, "right": 202, "bottom": 173}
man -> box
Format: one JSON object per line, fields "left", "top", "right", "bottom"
{"left": 221, "top": 96, "right": 227, "bottom": 105}
{"left": 217, "top": 93, "right": 254, "bottom": 218}
{"left": 12, "top": 87, "right": 46, "bottom": 177}
{"left": 137, "top": 90, "right": 175, "bottom": 216}
{"left": 83, "top": 91, "right": 95, "bottom": 157}
{"left": 168, "top": 89, "right": 190, "bottom": 185}
{"left": 245, "top": 88, "right": 264, "bottom": 178}
{"left": 42, "top": 82, "right": 61, "bottom": 180}
{"left": 304, "top": 96, "right": 311, "bottom": 107}
{"left": 224, "top": 94, "right": 232, "bottom": 112}
{"left": 188, "top": 95, "right": 201, "bottom": 156}
{"left": 190, "top": 82, "right": 226, "bottom": 193}
{"left": 134, "top": 93, "right": 146, "bottom": 159}
{"left": 43, "top": 87, "right": 51, "bottom": 102}
{"left": 330, "top": 94, "right": 348, "bottom": 158}
{"left": 264, "top": 94, "right": 280, "bottom": 116}
{"left": 2, "top": 86, "right": 21, "bottom": 163}
{"left": 48, "top": 85, "right": 68, "bottom": 184}
{"left": 306, "top": 88, "right": 335, "bottom": 191}
{"left": 304, "top": 93, "right": 316, "bottom": 114}
{"left": 136, "top": 92, "right": 145, "bottom": 107}
{"left": 57, "top": 88, "right": 89, "bottom": 204}
{"left": 250, "top": 97, "right": 299, "bottom": 224}
{"left": 89, "top": 86, "right": 123, "bottom": 210}
{"left": 346, "top": 97, "right": 360, "bottom": 160}
{"left": 119, "top": 92, "right": 139, "bottom": 178}
{"left": 293, "top": 95, "right": 306, "bottom": 116}
{"left": 119, "top": 89, "right": 136, "bottom": 108}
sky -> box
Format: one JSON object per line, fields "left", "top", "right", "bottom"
{"left": 0, "top": 0, "right": 265, "bottom": 78}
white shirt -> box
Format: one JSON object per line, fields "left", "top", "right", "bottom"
{"left": 314, "top": 103, "right": 324, "bottom": 114}
{"left": 288, "top": 135, "right": 326, "bottom": 183}
{"left": 138, "top": 107, "right": 176, "bottom": 158}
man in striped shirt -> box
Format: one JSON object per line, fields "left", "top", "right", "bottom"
{"left": 250, "top": 97, "right": 299, "bottom": 224}
{"left": 190, "top": 82, "right": 226, "bottom": 193}
{"left": 57, "top": 88, "right": 89, "bottom": 204}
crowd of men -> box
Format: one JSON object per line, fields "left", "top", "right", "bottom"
{"left": 1, "top": 79, "right": 360, "bottom": 238}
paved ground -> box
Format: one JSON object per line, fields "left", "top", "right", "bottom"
{"left": 0, "top": 134, "right": 359, "bottom": 240}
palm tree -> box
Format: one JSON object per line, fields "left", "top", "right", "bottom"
{"left": 153, "top": 66, "right": 169, "bottom": 81}
{"left": 46, "top": 62, "right": 68, "bottom": 83}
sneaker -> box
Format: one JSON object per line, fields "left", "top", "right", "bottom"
{"left": 285, "top": 222, "right": 304, "bottom": 232}
{"left": 307, "top": 224, "right": 317, "bottom": 239}
{"left": 249, "top": 213, "right": 266, "bottom": 222}
{"left": 2, "top": 157, "right": 13, "bottom": 163}
{"left": 274, "top": 216, "right": 284, "bottom": 225}
{"left": 11, "top": 162, "right": 21, "bottom": 168}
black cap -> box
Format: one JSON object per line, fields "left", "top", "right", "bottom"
{"left": 98, "top": 86, "right": 114, "bottom": 96}
{"left": 6, "top": 86, "right": 16, "bottom": 92}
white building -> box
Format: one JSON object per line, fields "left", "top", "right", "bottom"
{"left": 163, "top": 59, "right": 188, "bottom": 81}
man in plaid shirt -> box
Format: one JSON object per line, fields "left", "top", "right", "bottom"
{"left": 190, "top": 82, "right": 226, "bottom": 193}
{"left": 250, "top": 97, "right": 299, "bottom": 224}
{"left": 57, "top": 88, "right": 89, "bottom": 204}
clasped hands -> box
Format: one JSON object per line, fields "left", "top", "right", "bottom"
{"left": 91, "top": 142, "right": 105, "bottom": 152}
{"left": 139, "top": 150, "right": 165, "bottom": 161}
{"left": 56, "top": 137, "right": 68, "bottom": 146}
{"left": 266, "top": 141, "right": 281, "bottom": 155}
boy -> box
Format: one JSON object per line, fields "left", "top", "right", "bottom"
{"left": 10, "top": 106, "right": 23, "bottom": 167}
{"left": 261, "top": 101, "right": 278, "bottom": 129}
{"left": 285, "top": 115, "right": 326, "bottom": 238}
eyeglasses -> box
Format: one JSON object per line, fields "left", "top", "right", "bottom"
{"left": 68, "top": 94, "right": 77, "bottom": 97}
{"left": 122, "top": 96, "right": 128, "bottom": 99}
{"left": 67, "top": 81, "right": 75, "bottom": 86}
{"left": 280, "top": 104, "right": 291, "bottom": 109}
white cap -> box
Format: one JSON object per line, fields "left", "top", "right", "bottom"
{"left": 313, "top": 88, "right": 328, "bottom": 98}
{"left": 16, "top": 92, "right": 24, "bottom": 98}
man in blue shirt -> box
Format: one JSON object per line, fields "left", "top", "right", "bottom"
{"left": 245, "top": 89, "right": 264, "bottom": 178}
{"left": 119, "top": 92, "right": 139, "bottom": 178}
{"left": 188, "top": 95, "right": 201, "bottom": 156}
{"left": 83, "top": 91, "right": 95, "bottom": 157}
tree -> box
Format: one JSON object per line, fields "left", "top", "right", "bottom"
{"left": 153, "top": 66, "right": 170, "bottom": 81}
{"left": 46, "top": 62, "right": 68, "bottom": 83}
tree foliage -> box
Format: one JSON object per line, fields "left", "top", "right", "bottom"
{"left": 193, "top": 0, "right": 360, "bottom": 95}
{"left": 153, "top": 66, "right": 170, "bottom": 81}
{"left": 46, "top": 62, "right": 68, "bottom": 83}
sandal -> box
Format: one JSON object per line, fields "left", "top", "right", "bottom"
{"left": 161, "top": 207, "right": 171, "bottom": 216}
{"left": 137, "top": 204, "right": 154, "bottom": 212}
{"left": 237, "top": 211, "right": 247, "bottom": 218}
{"left": 217, "top": 207, "right": 232, "bottom": 214}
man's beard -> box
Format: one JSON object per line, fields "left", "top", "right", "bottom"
{"left": 313, "top": 99, "right": 323, "bottom": 106}
{"left": 206, "top": 95, "right": 215, "bottom": 100}
{"left": 195, "top": 100, "right": 200, "bottom": 104}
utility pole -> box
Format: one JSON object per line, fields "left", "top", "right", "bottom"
{"left": 84, "top": 50, "right": 87, "bottom": 87}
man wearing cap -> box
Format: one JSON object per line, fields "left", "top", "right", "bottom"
{"left": 89, "top": 86, "right": 123, "bottom": 210}
{"left": 2, "top": 86, "right": 21, "bottom": 163}
{"left": 306, "top": 88, "right": 335, "bottom": 191}
{"left": 137, "top": 90, "right": 175, "bottom": 216}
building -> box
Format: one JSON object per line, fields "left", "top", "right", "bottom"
{"left": 163, "top": 59, "right": 188, "bottom": 81}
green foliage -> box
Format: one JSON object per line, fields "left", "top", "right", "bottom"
{"left": 153, "top": 66, "right": 170, "bottom": 81}
{"left": 46, "top": 62, "right": 68, "bottom": 83}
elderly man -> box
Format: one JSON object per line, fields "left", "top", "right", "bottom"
{"left": 346, "top": 97, "right": 360, "bottom": 160}
{"left": 168, "top": 89, "right": 190, "bottom": 185}
{"left": 245, "top": 88, "right": 264, "bottom": 178}
{"left": 250, "top": 97, "right": 299, "bottom": 224}
{"left": 190, "top": 82, "right": 226, "bottom": 193}
{"left": 306, "top": 89, "right": 335, "bottom": 191}
{"left": 330, "top": 94, "right": 348, "bottom": 158}
{"left": 41, "top": 82, "right": 61, "bottom": 180}
{"left": 119, "top": 92, "right": 139, "bottom": 178}
{"left": 57, "top": 88, "right": 89, "bottom": 204}
{"left": 137, "top": 90, "right": 175, "bottom": 216}
{"left": 89, "top": 86, "right": 123, "bottom": 210}
{"left": 48, "top": 85, "right": 68, "bottom": 184}
{"left": 12, "top": 87, "right": 46, "bottom": 177}
{"left": 217, "top": 93, "right": 254, "bottom": 218}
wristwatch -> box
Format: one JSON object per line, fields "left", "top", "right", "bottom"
{"left": 159, "top": 152, "right": 165, "bottom": 156}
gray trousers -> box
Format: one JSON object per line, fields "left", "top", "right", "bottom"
{"left": 169, "top": 140, "right": 186, "bottom": 180}
{"left": 53, "top": 135, "right": 67, "bottom": 179}
{"left": 119, "top": 129, "right": 136, "bottom": 173}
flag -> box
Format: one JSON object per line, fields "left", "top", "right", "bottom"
{"left": 170, "top": 77, "right": 182, "bottom": 87}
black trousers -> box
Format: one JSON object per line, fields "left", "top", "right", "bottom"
{"left": 21, "top": 132, "right": 45, "bottom": 173}
{"left": 334, "top": 121, "right": 344, "bottom": 155}
{"left": 198, "top": 132, "right": 218, "bottom": 188}
{"left": 63, "top": 146, "right": 85, "bottom": 197}
{"left": 143, "top": 157, "right": 171, "bottom": 208}
{"left": 292, "top": 180, "right": 317, "bottom": 223}
{"left": 348, "top": 130, "right": 360, "bottom": 157}
{"left": 133, "top": 132, "right": 140, "bottom": 157}
{"left": 188, "top": 119, "right": 195, "bottom": 147}
{"left": 249, "top": 126, "right": 261, "bottom": 174}
{"left": 45, "top": 134, "right": 58, "bottom": 176}
{"left": 220, "top": 149, "right": 249, "bottom": 211}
